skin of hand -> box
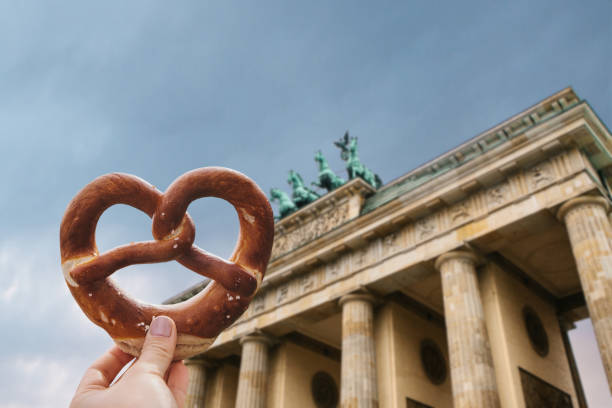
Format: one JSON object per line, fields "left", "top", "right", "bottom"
{"left": 70, "top": 316, "right": 189, "bottom": 408}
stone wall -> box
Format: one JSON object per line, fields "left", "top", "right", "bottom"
{"left": 267, "top": 342, "right": 340, "bottom": 408}
{"left": 375, "top": 303, "right": 452, "bottom": 408}
{"left": 480, "top": 262, "right": 578, "bottom": 407}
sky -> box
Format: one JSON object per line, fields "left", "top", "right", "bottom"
{"left": 0, "top": 1, "right": 610, "bottom": 407}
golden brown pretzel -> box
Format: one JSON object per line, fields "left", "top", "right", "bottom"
{"left": 60, "top": 167, "right": 274, "bottom": 360}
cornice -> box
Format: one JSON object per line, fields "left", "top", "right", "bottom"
{"left": 363, "top": 90, "right": 584, "bottom": 214}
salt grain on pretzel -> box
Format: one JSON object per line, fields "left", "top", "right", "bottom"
{"left": 60, "top": 167, "right": 274, "bottom": 360}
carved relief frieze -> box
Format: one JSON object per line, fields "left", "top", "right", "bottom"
{"left": 276, "top": 283, "right": 289, "bottom": 304}
{"left": 271, "top": 201, "right": 350, "bottom": 259}
{"left": 415, "top": 215, "right": 436, "bottom": 241}
{"left": 527, "top": 161, "right": 555, "bottom": 192}
{"left": 352, "top": 247, "right": 368, "bottom": 269}
{"left": 251, "top": 292, "right": 266, "bottom": 315}
{"left": 299, "top": 272, "right": 315, "bottom": 294}
{"left": 270, "top": 226, "right": 291, "bottom": 259}
{"left": 382, "top": 231, "right": 400, "bottom": 256}
{"left": 487, "top": 181, "right": 510, "bottom": 210}
{"left": 324, "top": 256, "right": 345, "bottom": 283}
{"left": 449, "top": 199, "right": 472, "bottom": 227}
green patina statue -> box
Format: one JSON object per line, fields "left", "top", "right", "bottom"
{"left": 270, "top": 188, "right": 297, "bottom": 219}
{"left": 335, "top": 132, "right": 382, "bottom": 189}
{"left": 312, "top": 150, "right": 345, "bottom": 192}
{"left": 271, "top": 133, "right": 381, "bottom": 219}
{"left": 288, "top": 169, "right": 319, "bottom": 207}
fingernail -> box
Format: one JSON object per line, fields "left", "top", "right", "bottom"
{"left": 149, "top": 316, "right": 172, "bottom": 337}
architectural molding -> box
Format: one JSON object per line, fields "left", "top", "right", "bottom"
{"left": 221, "top": 149, "right": 604, "bottom": 347}
{"left": 338, "top": 292, "right": 377, "bottom": 308}
{"left": 434, "top": 250, "right": 478, "bottom": 271}
{"left": 557, "top": 195, "right": 610, "bottom": 221}
{"left": 184, "top": 356, "right": 217, "bottom": 368}
{"left": 238, "top": 330, "right": 276, "bottom": 347}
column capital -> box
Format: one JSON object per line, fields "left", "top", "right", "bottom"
{"left": 338, "top": 292, "right": 377, "bottom": 308}
{"left": 434, "top": 249, "right": 478, "bottom": 271}
{"left": 238, "top": 330, "right": 276, "bottom": 347}
{"left": 557, "top": 195, "right": 609, "bottom": 221}
{"left": 184, "top": 356, "right": 216, "bottom": 367}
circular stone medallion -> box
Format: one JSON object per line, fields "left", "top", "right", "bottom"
{"left": 311, "top": 371, "right": 339, "bottom": 408}
{"left": 523, "top": 306, "right": 549, "bottom": 357}
{"left": 420, "top": 339, "right": 447, "bottom": 385}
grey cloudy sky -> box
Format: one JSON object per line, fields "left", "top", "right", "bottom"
{"left": 0, "top": 1, "right": 610, "bottom": 407}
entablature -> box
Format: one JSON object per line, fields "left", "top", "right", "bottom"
{"left": 210, "top": 155, "right": 600, "bottom": 352}
{"left": 266, "top": 98, "right": 612, "bottom": 280}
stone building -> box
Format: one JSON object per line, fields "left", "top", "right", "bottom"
{"left": 167, "top": 87, "right": 612, "bottom": 407}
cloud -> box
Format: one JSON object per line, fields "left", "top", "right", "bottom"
{"left": 0, "top": 278, "right": 18, "bottom": 303}
{"left": 0, "top": 228, "right": 142, "bottom": 406}
{"left": 0, "top": 354, "right": 88, "bottom": 408}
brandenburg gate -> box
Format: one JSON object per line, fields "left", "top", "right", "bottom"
{"left": 169, "top": 88, "right": 611, "bottom": 407}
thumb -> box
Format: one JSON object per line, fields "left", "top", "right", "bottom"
{"left": 133, "top": 316, "right": 177, "bottom": 377}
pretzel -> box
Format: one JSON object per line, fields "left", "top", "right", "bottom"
{"left": 60, "top": 167, "right": 274, "bottom": 360}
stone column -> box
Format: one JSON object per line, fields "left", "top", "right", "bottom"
{"left": 558, "top": 196, "right": 612, "bottom": 391}
{"left": 235, "top": 332, "right": 274, "bottom": 408}
{"left": 435, "top": 250, "right": 500, "bottom": 408}
{"left": 339, "top": 293, "right": 378, "bottom": 408}
{"left": 184, "top": 358, "right": 209, "bottom": 408}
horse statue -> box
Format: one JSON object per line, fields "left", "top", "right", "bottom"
{"left": 312, "top": 150, "right": 344, "bottom": 192}
{"left": 270, "top": 188, "right": 297, "bottom": 219}
{"left": 335, "top": 132, "right": 382, "bottom": 189}
{"left": 288, "top": 169, "right": 319, "bottom": 208}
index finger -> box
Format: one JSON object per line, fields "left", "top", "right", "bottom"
{"left": 76, "top": 345, "right": 134, "bottom": 392}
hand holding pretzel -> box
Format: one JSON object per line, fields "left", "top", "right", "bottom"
{"left": 60, "top": 167, "right": 274, "bottom": 360}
